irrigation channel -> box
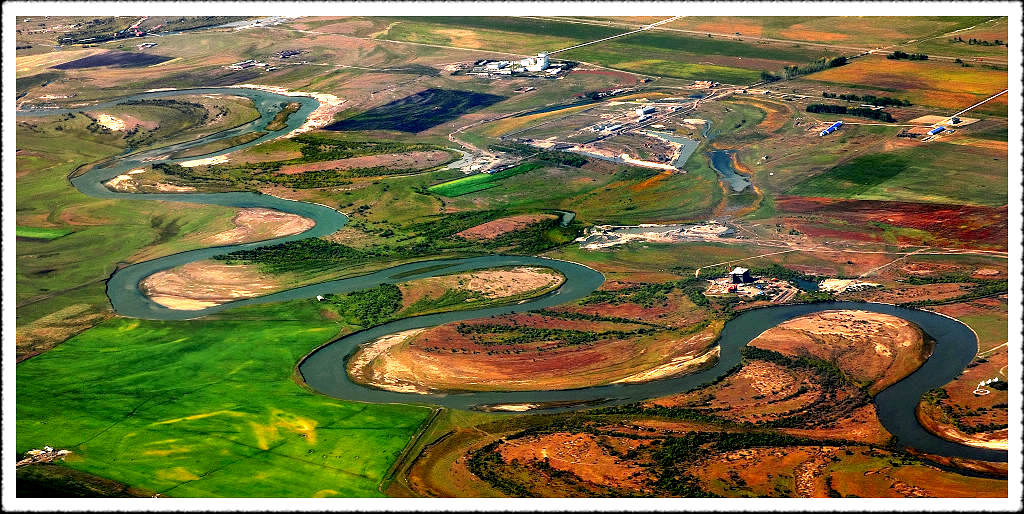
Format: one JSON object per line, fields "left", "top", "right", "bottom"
{"left": 18, "top": 88, "right": 1006, "bottom": 463}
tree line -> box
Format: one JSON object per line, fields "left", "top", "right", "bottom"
{"left": 821, "top": 92, "right": 912, "bottom": 107}
{"left": 806, "top": 104, "right": 896, "bottom": 122}
{"left": 888, "top": 50, "right": 928, "bottom": 60}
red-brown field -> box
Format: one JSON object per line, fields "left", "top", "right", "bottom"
{"left": 847, "top": 283, "right": 974, "bottom": 304}
{"left": 497, "top": 432, "right": 654, "bottom": 491}
{"left": 455, "top": 214, "right": 558, "bottom": 240}
{"left": 805, "top": 56, "right": 1008, "bottom": 114}
{"left": 775, "top": 196, "right": 1009, "bottom": 250}
{"left": 460, "top": 426, "right": 1005, "bottom": 498}
{"left": 347, "top": 306, "right": 721, "bottom": 392}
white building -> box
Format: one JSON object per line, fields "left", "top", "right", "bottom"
{"left": 636, "top": 105, "right": 656, "bottom": 117}
{"left": 520, "top": 52, "right": 550, "bottom": 72}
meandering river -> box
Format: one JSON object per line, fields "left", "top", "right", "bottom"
{"left": 18, "top": 88, "right": 1006, "bottom": 463}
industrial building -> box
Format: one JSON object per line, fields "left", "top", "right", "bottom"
{"left": 730, "top": 267, "right": 753, "bottom": 284}
{"left": 636, "top": 105, "right": 656, "bottom": 117}
{"left": 520, "top": 52, "right": 550, "bottom": 72}
{"left": 819, "top": 120, "right": 843, "bottom": 136}
{"left": 927, "top": 126, "right": 945, "bottom": 136}
{"left": 226, "top": 60, "right": 258, "bottom": 70}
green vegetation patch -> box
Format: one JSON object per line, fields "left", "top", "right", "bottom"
{"left": 788, "top": 142, "right": 1007, "bottom": 206}
{"left": 16, "top": 318, "right": 430, "bottom": 497}
{"left": 172, "top": 131, "right": 267, "bottom": 159}
{"left": 157, "top": 135, "right": 456, "bottom": 190}
{"left": 560, "top": 46, "right": 763, "bottom": 83}
{"left": 215, "top": 210, "right": 582, "bottom": 275}
{"left": 428, "top": 162, "right": 543, "bottom": 197}
{"left": 265, "top": 102, "right": 302, "bottom": 132}
{"left": 320, "top": 283, "right": 403, "bottom": 326}
{"left": 16, "top": 226, "right": 73, "bottom": 240}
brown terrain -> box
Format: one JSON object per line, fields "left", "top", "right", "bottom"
{"left": 845, "top": 282, "right": 972, "bottom": 304}
{"left": 497, "top": 432, "right": 654, "bottom": 491}
{"left": 444, "top": 421, "right": 1006, "bottom": 498}
{"left": 650, "top": 359, "right": 891, "bottom": 445}
{"left": 140, "top": 260, "right": 282, "bottom": 311}
{"left": 553, "top": 288, "right": 708, "bottom": 328}
{"left": 275, "top": 150, "right": 451, "bottom": 175}
{"left": 749, "top": 310, "right": 930, "bottom": 394}
{"left": 15, "top": 304, "right": 110, "bottom": 362}
{"left": 347, "top": 310, "right": 721, "bottom": 394}
{"left": 455, "top": 214, "right": 558, "bottom": 240}
{"left": 694, "top": 445, "right": 1006, "bottom": 498}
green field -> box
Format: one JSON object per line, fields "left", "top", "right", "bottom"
{"left": 16, "top": 318, "right": 430, "bottom": 497}
{"left": 16, "top": 226, "right": 73, "bottom": 240}
{"left": 428, "top": 162, "right": 543, "bottom": 197}
{"left": 788, "top": 142, "right": 1007, "bottom": 206}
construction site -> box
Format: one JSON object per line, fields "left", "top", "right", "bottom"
{"left": 501, "top": 87, "right": 724, "bottom": 172}
{"left": 576, "top": 220, "right": 735, "bottom": 249}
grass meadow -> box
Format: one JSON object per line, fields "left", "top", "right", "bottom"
{"left": 16, "top": 318, "right": 430, "bottom": 497}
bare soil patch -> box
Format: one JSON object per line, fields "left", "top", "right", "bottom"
{"left": 140, "top": 261, "right": 281, "bottom": 310}
{"left": 455, "top": 214, "right": 558, "bottom": 240}
{"left": 398, "top": 267, "right": 564, "bottom": 311}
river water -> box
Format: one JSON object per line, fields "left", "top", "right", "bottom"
{"left": 17, "top": 88, "right": 1006, "bottom": 463}
{"left": 709, "top": 149, "right": 752, "bottom": 192}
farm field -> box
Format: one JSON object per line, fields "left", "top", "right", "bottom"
{"left": 326, "top": 88, "right": 507, "bottom": 133}
{"left": 787, "top": 141, "right": 1007, "bottom": 206}
{"left": 656, "top": 16, "right": 998, "bottom": 47}
{"left": 800, "top": 55, "right": 1008, "bottom": 115}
